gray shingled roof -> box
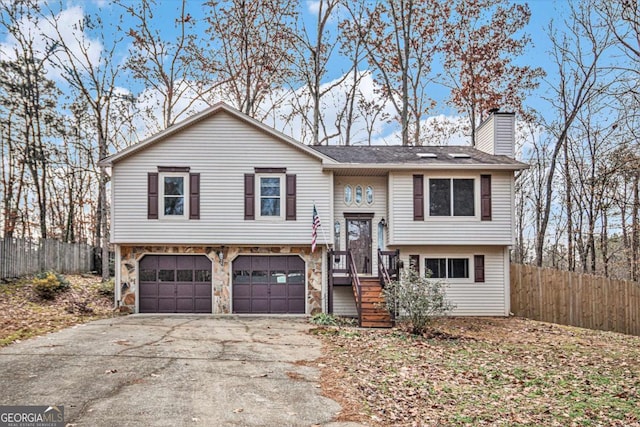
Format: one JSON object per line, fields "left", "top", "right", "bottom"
{"left": 311, "top": 145, "right": 525, "bottom": 167}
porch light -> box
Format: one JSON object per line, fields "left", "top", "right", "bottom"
{"left": 379, "top": 218, "right": 387, "bottom": 228}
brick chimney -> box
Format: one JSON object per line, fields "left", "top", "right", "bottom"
{"left": 475, "top": 110, "right": 515, "bottom": 158}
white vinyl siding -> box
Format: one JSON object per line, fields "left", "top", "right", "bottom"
{"left": 397, "top": 245, "right": 509, "bottom": 316}
{"left": 332, "top": 286, "right": 358, "bottom": 317}
{"left": 389, "top": 171, "right": 514, "bottom": 245}
{"left": 475, "top": 116, "right": 494, "bottom": 154}
{"left": 333, "top": 176, "right": 388, "bottom": 274}
{"left": 111, "top": 111, "right": 331, "bottom": 245}
{"left": 475, "top": 113, "right": 515, "bottom": 157}
{"left": 494, "top": 114, "right": 515, "bottom": 157}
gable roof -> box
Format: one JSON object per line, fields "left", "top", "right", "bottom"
{"left": 98, "top": 102, "right": 336, "bottom": 166}
{"left": 312, "top": 145, "right": 528, "bottom": 171}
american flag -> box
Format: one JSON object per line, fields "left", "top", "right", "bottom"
{"left": 311, "top": 205, "right": 321, "bottom": 253}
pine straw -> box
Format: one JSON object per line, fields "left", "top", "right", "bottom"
{"left": 313, "top": 317, "right": 640, "bottom": 426}
{"left": 0, "top": 274, "right": 117, "bottom": 346}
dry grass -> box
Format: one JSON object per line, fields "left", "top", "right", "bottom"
{"left": 0, "top": 274, "right": 118, "bottom": 346}
{"left": 314, "top": 317, "right": 640, "bottom": 426}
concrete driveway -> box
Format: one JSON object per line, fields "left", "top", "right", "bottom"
{"left": 0, "top": 316, "right": 359, "bottom": 427}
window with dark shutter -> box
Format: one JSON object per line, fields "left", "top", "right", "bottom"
{"left": 286, "top": 174, "right": 296, "bottom": 220}
{"left": 244, "top": 174, "right": 255, "bottom": 220}
{"left": 413, "top": 175, "right": 424, "bottom": 220}
{"left": 409, "top": 255, "right": 420, "bottom": 272}
{"left": 189, "top": 173, "right": 200, "bottom": 219}
{"left": 481, "top": 174, "right": 492, "bottom": 221}
{"left": 148, "top": 172, "right": 158, "bottom": 219}
{"left": 474, "top": 255, "right": 485, "bottom": 282}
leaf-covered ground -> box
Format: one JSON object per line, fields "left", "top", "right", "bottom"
{"left": 0, "top": 275, "right": 116, "bottom": 347}
{"left": 314, "top": 317, "right": 640, "bottom": 426}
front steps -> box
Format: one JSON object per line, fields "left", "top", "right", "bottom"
{"left": 356, "top": 278, "right": 393, "bottom": 328}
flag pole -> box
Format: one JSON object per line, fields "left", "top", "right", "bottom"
{"left": 313, "top": 201, "right": 332, "bottom": 251}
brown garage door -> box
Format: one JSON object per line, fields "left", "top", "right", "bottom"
{"left": 139, "top": 255, "right": 212, "bottom": 313}
{"left": 232, "top": 255, "right": 305, "bottom": 314}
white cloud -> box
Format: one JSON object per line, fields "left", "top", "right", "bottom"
{"left": 127, "top": 69, "right": 470, "bottom": 149}
{"left": 0, "top": 5, "right": 103, "bottom": 82}
{"left": 306, "top": 1, "right": 320, "bottom": 15}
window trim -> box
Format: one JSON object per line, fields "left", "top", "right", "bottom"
{"left": 159, "top": 172, "right": 189, "bottom": 220}
{"left": 427, "top": 176, "right": 479, "bottom": 220}
{"left": 256, "top": 173, "right": 285, "bottom": 220}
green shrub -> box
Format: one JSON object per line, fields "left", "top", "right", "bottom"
{"left": 383, "top": 268, "right": 455, "bottom": 335}
{"left": 32, "top": 271, "right": 70, "bottom": 300}
{"left": 310, "top": 313, "right": 339, "bottom": 326}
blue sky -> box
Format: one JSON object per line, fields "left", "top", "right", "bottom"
{"left": 83, "top": 0, "right": 565, "bottom": 109}
{"left": 1, "top": 0, "right": 570, "bottom": 145}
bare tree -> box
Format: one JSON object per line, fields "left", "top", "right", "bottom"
{"left": 199, "top": 0, "right": 298, "bottom": 119}
{"left": 287, "top": 0, "right": 347, "bottom": 145}
{"left": 0, "top": 0, "right": 64, "bottom": 240}
{"left": 0, "top": 62, "right": 28, "bottom": 238}
{"left": 533, "top": 2, "right": 613, "bottom": 267}
{"left": 344, "top": 0, "right": 447, "bottom": 146}
{"left": 42, "top": 4, "right": 123, "bottom": 280}
{"left": 442, "top": 0, "right": 544, "bottom": 145}
{"left": 118, "top": 0, "right": 210, "bottom": 131}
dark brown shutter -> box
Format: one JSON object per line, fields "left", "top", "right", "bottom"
{"left": 286, "top": 174, "right": 296, "bottom": 220}
{"left": 148, "top": 172, "right": 158, "bottom": 219}
{"left": 413, "top": 175, "right": 424, "bottom": 220}
{"left": 474, "top": 255, "right": 485, "bottom": 282}
{"left": 244, "top": 174, "right": 255, "bottom": 220}
{"left": 189, "top": 173, "right": 200, "bottom": 219}
{"left": 481, "top": 174, "right": 492, "bottom": 221}
{"left": 409, "top": 255, "right": 420, "bottom": 272}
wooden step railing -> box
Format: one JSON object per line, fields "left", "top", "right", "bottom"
{"left": 346, "top": 250, "right": 363, "bottom": 324}
{"left": 378, "top": 249, "right": 400, "bottom": 286}
{"left": 328, "top": 249, "right": 396, "bottom": 328}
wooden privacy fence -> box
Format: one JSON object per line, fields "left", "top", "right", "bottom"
{"left": 511, "top": 263, "right": 640, "bottom": 336}
{"left": 0, "top": 238, "right": 94, "bottom": 279}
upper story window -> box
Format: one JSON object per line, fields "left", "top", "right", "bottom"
{"left": 244, "top": 169, "right": 296, "bottom": 221}
{"left": 354, "top": 185, "right": 363, "bottom": 204}
{"left": 148, "top": 168, "right": 199, "bottom": 220}
{"left": 161, "top": 173, "right": 188, "bottom": 218}
{"left": 258, "top": 175, "right": 283, "bottom": 218}
{"left": 344, "top": 185, "right": 353, "bottom": 204}
{"left": 429, "top": 178, "right": 474, "bottom": 217}
{"left": 344, "top": 184, "right": 374, "bottom": 207}
{"left": 366, "top": 186, "right": 374, "bottom": 204}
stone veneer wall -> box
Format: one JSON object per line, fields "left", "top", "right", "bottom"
{"left": 118, "top": 245, "right": 323, "bottom": 314}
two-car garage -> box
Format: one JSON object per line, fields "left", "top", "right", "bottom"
{"left": 138, "top": 254, "right": 306, "bottom": 314}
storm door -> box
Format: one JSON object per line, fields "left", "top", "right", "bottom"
{"left": 346, "top": 217, "right": 372, "bottom": 274}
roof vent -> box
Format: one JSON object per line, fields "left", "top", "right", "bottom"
{"left": 416, "top": 153, "right": 437, "bottom": 158}
{"left": 450, "top": 153, "right": 471, "bottom": 159}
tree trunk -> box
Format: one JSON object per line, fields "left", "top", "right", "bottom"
{"left": 632, "top": 173, "right": 639, "bottom": 281}
{"left": 100, "top": 166, "right": 110, "bottom": 282}
{"left": 563, "top": 135, "right": 574, "bottom": 271}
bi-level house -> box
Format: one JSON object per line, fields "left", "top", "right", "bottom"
{"left": 100, "top": 102, "right": 526, "bottom": 327}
